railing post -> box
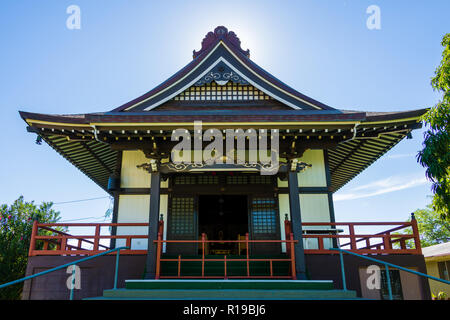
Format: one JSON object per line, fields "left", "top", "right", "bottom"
{"left": 289, "top": 233, "right": 297, "bottom": 280}
{"left": 113, "top": 248, "right": 122, "bottom": 289}
{"left": 348, "top": 224, "right": 357, "bottom": 250}
{"left": 93, "top": 224, "right": 100, "bottom": 251}
{"left": 202, "top": 233, "right": 205, "bottom": 278}
{"left": 29, "top": 220, "right": 38, "bottom": 257}
{"left": 400, "top": 238, "right": 406, "bottom": 250}
{"left": 383, "top": 234, "right": 391, "bottom": 253}
{"left": 70, "top": 264, "right": 76, "bottom": 300}
{"left": 246, "top": 233, "right": 250, "bottom": 277}
{"left": 385, "top": 264, "right": 393, "bottom": 300}
{"left": 61, "top": 236, "right": 67, "bottom": 255}
{"left": 365, "top": 238, "right": 370, "bottom": 249}
{"left": 339, "top": 250, "right": 347, "bottom": 291}
{"left": 126, "top": 236, "right": 132, "bottom": 249}
{"left": 269, "top": 260, "right": 273, "bottom": 277}
{"left": 224, "top": 255, "right": 227, "bottom": 279}
{"left": 411, "top": 213, "right": 422, "bottom": 254}
{"left": 385, "top": 232, "right": 392, "bottom": 251}
{"left": 318, "top": 235, "right": 324, "bottom": 251}
{"left": 155, "top": 233, "right": 162, "bottom": 280}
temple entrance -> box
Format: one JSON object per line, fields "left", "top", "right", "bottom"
{"left": 166, "top": 172, "right": 281, "bottom": 255}
{"left": 198, "top": 195, "right": 248, "bottom": 255}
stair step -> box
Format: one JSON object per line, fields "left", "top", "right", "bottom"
{"left": 92, "top": 288, "right": 358, "bottom": 300}
{"left": 125, "top": 279, "right": 334, "bottom": 290}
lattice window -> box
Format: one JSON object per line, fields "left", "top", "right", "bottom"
{"left": 172, "top": 82, "right": 272, "bottom": 102}
{"left": 170, "top": 197, "right": 195, "bottom": 235}
{"left": 249, "top": 176, "right": 273, "bottom": 184}
{"left": 226, "top": 175, "right": 248, "bottom": 184}
{"left": 251, "top": 197, "right": 277, "bottom": 234}
{"left": 173, "top": 176, "right": 196, "bottom": 185}
{"left": 197, "top": 175, "right": 219, "bottom": 184}
{"left": 381, "top": 270, "right": 404, "bottom": 300}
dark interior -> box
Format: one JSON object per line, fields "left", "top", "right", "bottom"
{"left": 198, "top": 195, "right": 248, "bottom": 254}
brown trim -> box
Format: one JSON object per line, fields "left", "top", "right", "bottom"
{"left": 277, "top": 187, "right": 330, "bottom": 194}
{"left": 118, "top": 188, "right": 169, "bottom": 195}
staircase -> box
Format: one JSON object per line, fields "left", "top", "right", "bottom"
{"left": 85, "top": 254, "right": 360, "bottom": 300}
{"left": 85, "top": 279, "right": 359, "bottom": 300}
{"left": 159, "top": 254, "right": 292, "bottom": 277}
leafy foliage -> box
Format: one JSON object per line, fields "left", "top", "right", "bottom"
{"left": 392, "top": 203, "right": 450, "bottom": 249}
{"left": 417, "top": 33, "right": 450, "bottom": 220}
{"left": 0, "top": 196, "right": 63, "bottom": 300}
{"left": 414, "top": 204, "right": 450, "bottom": 247}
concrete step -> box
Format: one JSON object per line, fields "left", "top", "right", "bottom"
{"left": 125, "top": 279, "right": 334, "bottom": 290}
{"left": 89, "top": 288, "right": 359, "bottom": 300}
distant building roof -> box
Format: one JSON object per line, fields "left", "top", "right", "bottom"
{"left": 422, "top": 242, "right": 450, "bottom": 259}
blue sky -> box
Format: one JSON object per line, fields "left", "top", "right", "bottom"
{"left": 0, "top": 0, "right": 448, "bottom": 225}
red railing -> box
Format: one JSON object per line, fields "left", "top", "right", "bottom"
{"left": 154, "top": 233, "right": 298, "bottom": 279}
{"left": 284, "top": 220, "right": 422, "bottom": 255}
{"left": 28, "top": 219, "right": 421, "bottom": 257}
{"left": 28, "top": 221, "right": 163, "bottom": 256}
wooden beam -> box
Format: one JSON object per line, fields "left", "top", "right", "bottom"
{"left": 287, "top": 170, "right": 306, "bottom": 280}
{"left": 144, "top": 172, "right": 161, "bottom": 279}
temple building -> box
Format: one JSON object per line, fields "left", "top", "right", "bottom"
{"left": 19, "top": 26, "right": 431, "bottom": 300}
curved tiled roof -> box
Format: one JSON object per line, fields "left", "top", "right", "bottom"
{"left": 18, "top": 26, "right": 428, "bottom": 193}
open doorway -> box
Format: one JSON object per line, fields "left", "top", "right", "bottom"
{"left": 198, "top": 195, "right": 248, "bottom": 255}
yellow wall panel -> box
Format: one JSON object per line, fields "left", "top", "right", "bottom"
{"left": 299, "top": 193, "right": 331, "bottom": 223}
{"left": 116, "top": 194, "right": 168, "bottom": 250}
{"left": 278, "top": 194, "right": 290, "bottom": 252}
{"left": 121, "top": 151, "right": 150, "bottom": 188}
{"left": 120, "top": 151, "right": 169, "bottom": 188}
{"left": 426, "top": 260, "right": 450, "bottom": 297}
{"left": 298, "top": 149, "right": 327, "bottom": 187}
{"left": 277, "top": 150, "right": 327, "bottom": 188}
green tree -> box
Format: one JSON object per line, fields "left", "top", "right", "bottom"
{"left": 417, "top": 33, "right": 450, "bottom": 220}
{"left": 414, "top": 204, "right": 450, "bottom": 247}
{"left": 392, "top": 203, "right": 450, "bottom": 249}
{"left": 0, "top": 196, "right": 63, "bottom": 300}
{"left": 401, "top": 204, "right": 450, "bottom": 248}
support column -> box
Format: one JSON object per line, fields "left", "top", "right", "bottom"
{"left": 144, "top": 171, "right": 161, "bottom": 279}
{"left": 110, "top": 191, "right": 119, "bottom": 249}
{"left": 109, "top": 151, "right": 122, "bottom": 249}
{"left": 287, "top": 170, "right": 307, "bottom": 280}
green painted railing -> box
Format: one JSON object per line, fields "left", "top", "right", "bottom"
{"left": 0, "top": 246, "right": 129, "bottom": 300}
{"left": 331, "top": 248, "right": 450, "bottom": 300}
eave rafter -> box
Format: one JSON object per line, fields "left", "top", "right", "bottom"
{"left": 24, "top": 116, "right": 422, "bottom": 193}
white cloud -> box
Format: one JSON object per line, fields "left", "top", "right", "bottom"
{"left": 334, "top": 173, "right": 430, "bottom": 201}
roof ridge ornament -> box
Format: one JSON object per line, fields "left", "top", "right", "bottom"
{"left": 193, "top": 26, "right": 250, "bottom": 59}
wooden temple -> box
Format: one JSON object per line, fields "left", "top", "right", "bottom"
{"left": 19, "top": 26, "right": 430, "bottom": 300}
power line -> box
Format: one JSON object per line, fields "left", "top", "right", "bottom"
{"left": 59, "top": 215, "right": 108, "bottom": 222}
{"left": 53, "top": 196, "right": 110, "bottom": 205}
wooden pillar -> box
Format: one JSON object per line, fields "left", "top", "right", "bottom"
{"left": 144, "top": 171, "right": 161, "bottom": 279}
{"left": 110, "top": 191, "right": 120, "bottom": 249}
{"left": 287, "top": 170, "right": 307, "bottom": 279}
{"left": 109, "top": 151, "right": 122, "bottom": 249}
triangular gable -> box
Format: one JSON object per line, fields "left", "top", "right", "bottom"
{"left": 114, "top": 26, "right": 336, "bottom": 112}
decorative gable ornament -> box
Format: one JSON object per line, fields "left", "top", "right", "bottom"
{"left": 195, "top": 61, "right": 249, "bottom": 86}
